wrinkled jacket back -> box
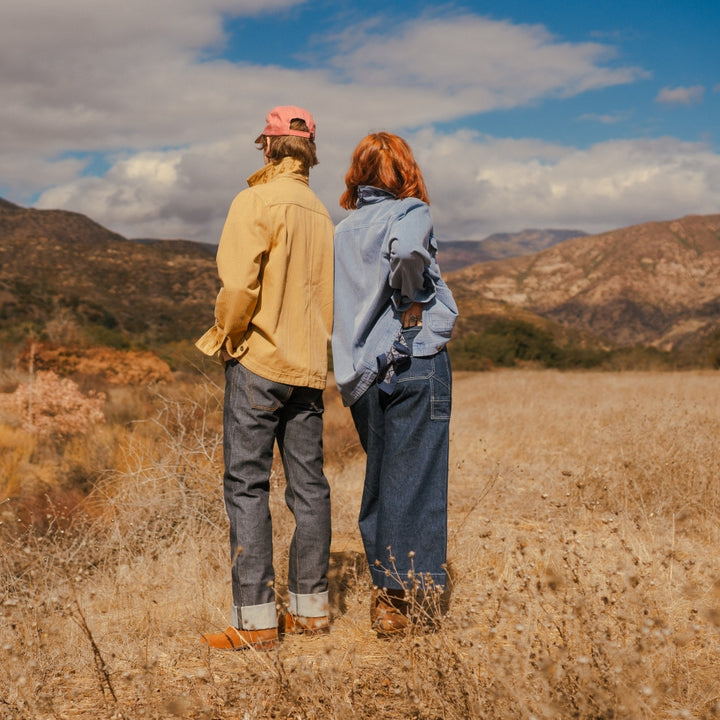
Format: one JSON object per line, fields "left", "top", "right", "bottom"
{"left": 196, "top": 158, "right": 334, "bottom": 389}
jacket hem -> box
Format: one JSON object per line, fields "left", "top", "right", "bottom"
{"left": 241, "top": 356, "right": 327, "bottom": 391}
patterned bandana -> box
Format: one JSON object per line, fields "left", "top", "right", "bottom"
{"left": 376, "top": 331, "right": 411, "bottom": 395}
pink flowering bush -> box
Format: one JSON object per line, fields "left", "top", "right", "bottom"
{"left": 0, "top": 371, "right": 106, "bottom": 440}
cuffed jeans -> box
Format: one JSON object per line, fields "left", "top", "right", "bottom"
{"left": 350, "top": 327, "right": 451, "bottom": 591}
{"left": 223, "top": 361, "right": 331, "bottom": 630}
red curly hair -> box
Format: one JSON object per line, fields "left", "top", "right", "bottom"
{"left": 339, "top": 132, "right": 430, "bottom": 210}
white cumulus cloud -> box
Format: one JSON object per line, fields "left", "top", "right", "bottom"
{"left": 409, "top": 132, "right": 720, "bottom": 240}
{"left": 655, "top": 85, "right": 705, "bottom": 105}
{"left": 3, "top": 2, "right": 718, "bottom": 244}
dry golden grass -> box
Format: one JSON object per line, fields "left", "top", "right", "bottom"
{"left": 2, "top": 369, "right": 720, "bottom": 719}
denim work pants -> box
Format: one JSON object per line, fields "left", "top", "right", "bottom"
{"left": 223, "top": 361, "right": 331, "bottom": 630}
{"left": 350, "top": 327, "right": 451, "bottom": 592}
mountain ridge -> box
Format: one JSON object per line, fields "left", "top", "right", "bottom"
{"left": 448, "top": 213, "right": 720, "bottom": 350}
{"left": 2, "top": 198, "right": 720, "bottom": 368}
{"left": 0, "top": 200, "right": 220, "bottom": 350}
{"left": 440, "top": 229, "right": 587, "bottom": 271}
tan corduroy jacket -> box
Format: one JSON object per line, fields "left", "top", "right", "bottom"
{"left": 195, "top": 157, "right": 334, "bottom": 389}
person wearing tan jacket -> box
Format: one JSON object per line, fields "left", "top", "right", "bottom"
{"left": 196, "top": 106, "right": 334, "bottom": 651}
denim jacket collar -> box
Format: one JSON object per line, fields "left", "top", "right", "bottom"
{"left": 357, "top": 185, "right": 396, "bottom": 207}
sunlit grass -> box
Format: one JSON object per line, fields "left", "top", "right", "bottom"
{"left": 1, "top": 370, "right": 720, "bottom": 718}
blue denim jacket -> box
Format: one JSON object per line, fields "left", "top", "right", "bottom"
{"left": 331, "top": 185, "right": 458, "bottom": 406}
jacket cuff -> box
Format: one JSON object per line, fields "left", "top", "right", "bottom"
{"left": 196, "top": 326, "right": 250, "bottom": 359}
{"left": 195, "top": 326, "right": 223, "bottom": 357}
{"left": 390, "top": 278, "right": 436, "bottom": 312}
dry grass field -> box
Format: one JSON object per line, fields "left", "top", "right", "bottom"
{"left": 2, "top": 369, "right": 720, "bottom": 719}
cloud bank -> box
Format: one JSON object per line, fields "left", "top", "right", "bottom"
{"left": 1, "top": 1, "right": 718, "bottom": 243}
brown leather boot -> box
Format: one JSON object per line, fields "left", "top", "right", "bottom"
{"left": 200, "top": 626, "right": 278, "bottom": 651}
{"left": 280, "top": 613, "right": 330, "bottom": 636}
{"left": 371, "top": 589, "right": 409, "bottom": 638}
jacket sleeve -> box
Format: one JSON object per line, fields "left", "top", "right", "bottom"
{"left": 387, "top": 201, "right": 435, "bottom": 310}
{"left": 195, "top": 190, "right": 270, "bottom": 357}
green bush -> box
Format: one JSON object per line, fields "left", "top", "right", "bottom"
{"left": 449, "top": 319, "right": 606, "bottom": 370}
{"left": 447, "top": 317, "right": 716, "bottom": 371}
{"left": 82, "top": 324, "right": 131, "bottom": 349}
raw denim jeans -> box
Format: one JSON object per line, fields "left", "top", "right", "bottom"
{"left": 350, "top": 327, "right": 451, "bottom": 592}
{"left": 223, "top": 360, "right": 331, "bottom": 630}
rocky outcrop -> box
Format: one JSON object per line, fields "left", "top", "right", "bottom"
{"left": 448, "top": 214, "right": 720, "bottom": 348}
{"left": 15, "top": 343, "right": 173, "bottom": 385}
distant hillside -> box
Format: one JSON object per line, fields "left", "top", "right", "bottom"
{"left": 0, "top": 198, "right": 128, "bottom": 246}
{"left": 3, "top": 197, "right": 720, "bottom": 372}
{"left": 0, "top": 199, "right": 219, "bottom": 352}
{"left": 132, "top": 237, "right": 217, "bottom": 256}
{"left": 439, "top": 229, "right": 587, "bottom": 272}
{"left": 448, "top": 214, "right": 720, "bottom": 354}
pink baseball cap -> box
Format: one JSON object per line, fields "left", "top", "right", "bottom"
{"left": 256, "top": 105, "right": 316, "bottom": 140}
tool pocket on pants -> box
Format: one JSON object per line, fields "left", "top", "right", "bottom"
{"left": 430, "top": 351, "right": 452, "bottom": 421}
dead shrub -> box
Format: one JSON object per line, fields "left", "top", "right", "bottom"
{"left": 0, "top": 370, "right": 106, "bottom": 442}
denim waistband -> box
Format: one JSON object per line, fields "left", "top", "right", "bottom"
{"left": 400, "top": 325, "right": 422, "bottom": 352}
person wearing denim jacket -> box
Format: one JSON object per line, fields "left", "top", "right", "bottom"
{"left": 196, "top": 106, "right": 334, "bottom": 651}
{"left": 331, "top": 132, "right": 457, "bottom": 636}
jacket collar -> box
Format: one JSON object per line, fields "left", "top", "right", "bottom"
{"left": 247, "top": 156, "right": 309, "bottom": 187}
{"left": 357, "top": 185, "right": 396, "bottom": 207}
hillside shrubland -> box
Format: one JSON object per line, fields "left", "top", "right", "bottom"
{"left": 449, "top": 317, "right": 720, "bottom": 372}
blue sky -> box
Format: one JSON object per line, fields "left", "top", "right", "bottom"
{"left": 1, "top": 0, "right": 718, "bottom": 244}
